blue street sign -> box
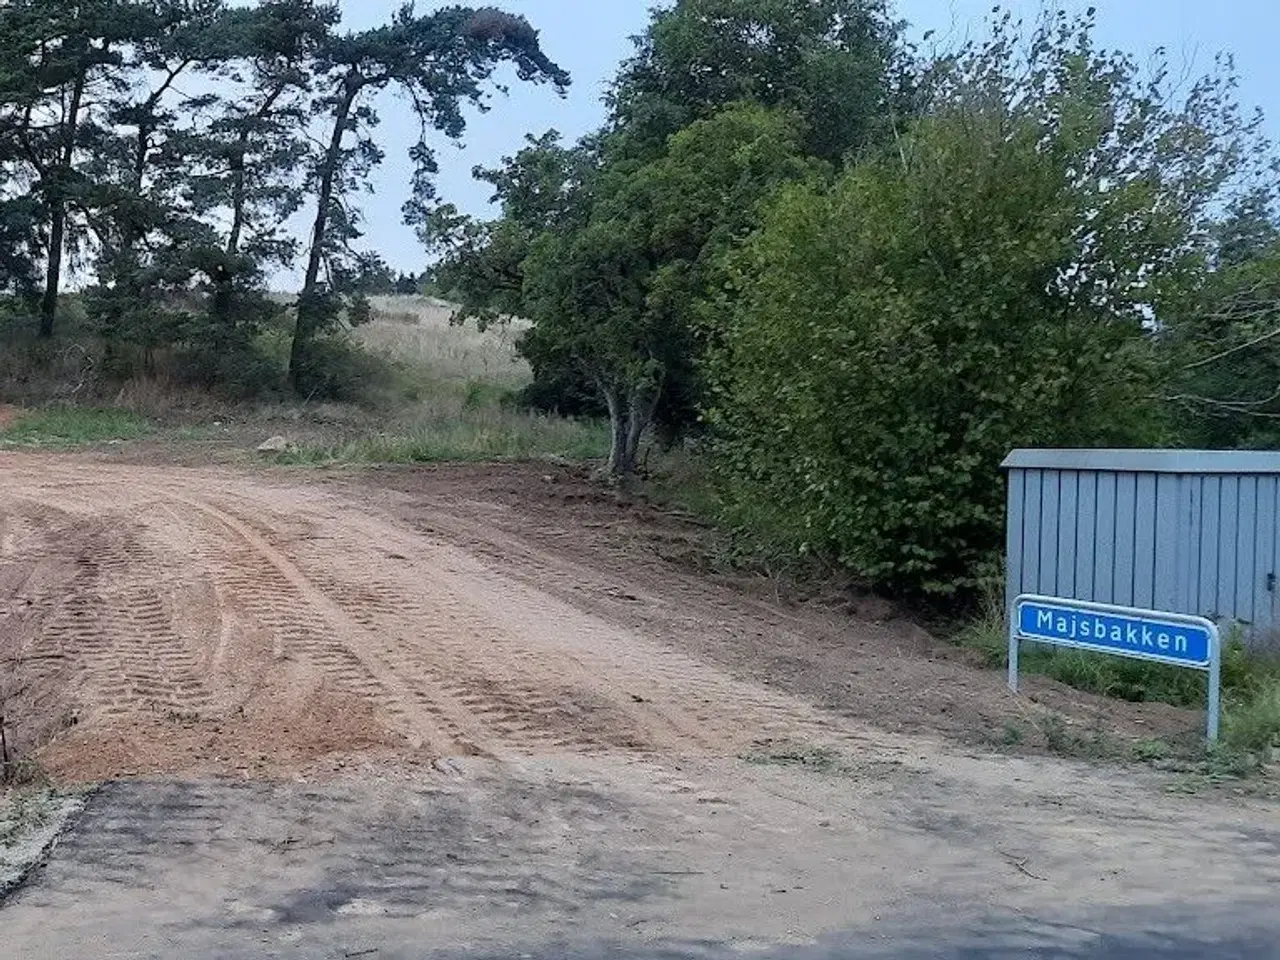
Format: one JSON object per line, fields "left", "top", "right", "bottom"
{"left": 1015, "top": 598, "right": 1213, "bottom": 669}
{"left": 1009, "top": 595, "right": 1222, "bottom": 740}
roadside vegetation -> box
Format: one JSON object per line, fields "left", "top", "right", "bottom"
{"left": 3, "top": 0, "right": 1280, "bottom": 772}
{"left": 955, "top": 596, "right": 1280, "bottom": 775}
{"left": 0, "top": 407, "right": 151, "bottom": 446}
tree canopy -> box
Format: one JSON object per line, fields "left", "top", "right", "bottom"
{"left": 0, "top": 0, "right": 566, "bottom": 389}
{"left": 706, "top": 7, "right": 1280, "bottom": 595}
{"left": 433, "top": 0, "right": 902, "bottom": 475}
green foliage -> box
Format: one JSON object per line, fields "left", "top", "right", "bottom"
{"left": 287, "top": 334, "right": 390, "bottom": 404}
{"left": 608, "top": 0, "right": 905, "bottom": 162}
{"left": 1222, "top": 680, "right": 1280, "bottom": 756}
{"left": 1166, "top": 190, "right": 1280, "bottom": 448}
{"left": 743, "top": 742, "right": 845, "bottom": 773}
{"left": 709, "top": 127, "right": 1164, "bottom": 594}
{"left": 432, "top": 0, "right": 903, "bottom": 476}
{"left": 998, "top": 721, "right": 1026, "bottom": 748}
{"left": 517, "top": 103, "right": 823, "bottom": 476}
{"left": 706, "top": 9, "right": 1267, "bottom": 598}
{"left": 0, "top": 407, "right": 151, "bottom": 446}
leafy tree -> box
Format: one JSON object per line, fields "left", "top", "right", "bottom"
{"left": 429, "top": 0, "right": 906, "bottom": 446}
{"left": 291, "top": 4, "right": 569, "bottom": 390}
{"left": 519, "top": 103, "right": 821, "bottom": 476}
{"left": 1166, "top": 189, "right": 1280, "bottom": 447}
{"left": 83, "top": 0, "right": 235, "bottom": 362}
{"left": 0, "top": 131, "right": 40, "bottom": 304}
{"left": 426, "top": 136, "right": 606, "bottom": 418}
{"left": 607, "top": 0, "right": 905, "bottom": 163}
{"left": 425, "top": 129, "right": 590, "bottom": 329}
{"left": 179, "top": 0, "right": 336, "bottom": 362}
{"left": 0, "top": 196, "right": 41, "bottom": 305}
{"left": 0, "top": 0, "right": 149, "bottom": 336}
{"left": 707, "top": 9, "right": 1266, "bottom": 597}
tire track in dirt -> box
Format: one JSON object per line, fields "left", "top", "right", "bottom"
{"left": 3, "top": 457, "right": 894, "bottom": 779}
{"left": 207, "top": 491, "right": 886, "bottom": 761}
{"left": 195, "top": 495, "right": 672, "bottom": 758}
{"left": 160, "top": 494, "right": 493, "bottom": 758}
{"left": 29, "top": 520, "right": 213, "bottom": 716}
{"left": 308, "top": 502, "right": 887, "bottom": 758}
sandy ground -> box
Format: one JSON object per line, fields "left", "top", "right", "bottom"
{"left": 1, "top": 453, "right": 1278, "bottom": 958}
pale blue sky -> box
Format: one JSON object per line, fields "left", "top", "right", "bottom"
{"left": 333, "top": 0, "right": 1280, "bottom": 279}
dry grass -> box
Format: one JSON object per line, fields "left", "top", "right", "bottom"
{"left": 0, "top": 295, "right": 609, "bottom": 466}
{"left": 278, "top": 297, "right": 609, "bottom": 465}
{"left": 357, "top": 296, "right": 532, "bottom": 390}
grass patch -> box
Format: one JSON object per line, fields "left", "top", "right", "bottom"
{"left": 957, "top": 593, "right": 1280, "bottom": 773}
{"left": 0, "top": 407, "right": 152, "bottom": 446}
{"left": 998, "top": 720, "right": 1026, "bottom": 747}
{"left": 1033, "top": 713, "right": 1125, "bottom": 760}
{"left": 641, "top": 447, "right": 723, "bottom": 521}
{"left": 743, "top": 742, "right": 845, "bottom": 774}
{"left": 1222, "top": 679, "right": 1280, "bottom": 756}
{"left": 258, "top": 302, "right": 608, "bottom": 467}
{"left": 278, "top": 413, "right": 610, "bottom": 466}
{"left": 0, "top": 790, "right": 56, "bottom": 849}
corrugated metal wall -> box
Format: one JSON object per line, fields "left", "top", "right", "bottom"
{"left": 1006, "top": 466, "right": 1280, "bottom": 645}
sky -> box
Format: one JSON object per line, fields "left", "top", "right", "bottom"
{"left": 327, "top": 0, "right": 1280, "bottom": 283}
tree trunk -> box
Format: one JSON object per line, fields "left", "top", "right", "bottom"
{"left": 39, "top": 69, "right": 87, "bottom": 338}
{"left": 290, "top": 77, "right": 360, "bottom": 388}
{"left": 600, "top": 378, "right": 661, "bottom": 479}
{"left": 213, "top": 151, "right": 249, "bottom": 331}
{"left": 39, "top": 206, "right": 67, "bottom": 338}
{"left": 601, "top": 382, "right": 628, "bottom": 478}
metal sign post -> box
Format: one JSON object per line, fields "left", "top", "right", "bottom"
{"left": 1009, "top": 595, "right": 1222, "bottom": 741}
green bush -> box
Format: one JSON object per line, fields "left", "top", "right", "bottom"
{"left": 175, "top": 340, "right": 283, "bottom": 398}
{"left": 289, "top": 335, "right": 390, "bottom": 404}
{"left": 1222, "top": 680, "right": 1280, "bottom": 755}
{"left": 708, "top": 108, "right": 1169, "bottom": 597}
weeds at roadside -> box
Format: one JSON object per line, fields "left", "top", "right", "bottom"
{"left": 1222, "top": 679, "right": 1280, "bottom": 755}
{"left": 0, "top": 408, "right": 151, "bottom": 447}
{"left": 1133, "top": 738, "right": 1172, "bottom": 762}
{"left": 997, "top": 720, "right": 1026, "bottom": 747}
{"left": 0, "top": 789, "right": 57, "bottom": 850}
{"left": 277, "top": 415, "right": 609, "bottom": 466}
{"left": 955, "top": 588, "right": 1280, "bottom": 776}
{"left": 1032, "top": 713, "right": 1126, "bottom": 760}
{"left": 743, "top": 742, "right": 846, "bottom": 774}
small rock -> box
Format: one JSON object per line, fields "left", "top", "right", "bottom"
{"left": 257, "top": 436, "right": 292, "bottom": 454}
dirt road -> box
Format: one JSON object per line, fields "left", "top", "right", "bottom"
{"left": 1, "top": 453, "right": 1278, "bottom": 958}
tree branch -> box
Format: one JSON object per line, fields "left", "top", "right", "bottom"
{"left": 1184, "top": 323, "right": 1280, "bottom": 370}
{"left": 1161, "top": 385, "right": 1280, "bottom": 417}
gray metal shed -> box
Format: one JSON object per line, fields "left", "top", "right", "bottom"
{"left": 1002, "top": 449, "right": 1280, "bottom": 647}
